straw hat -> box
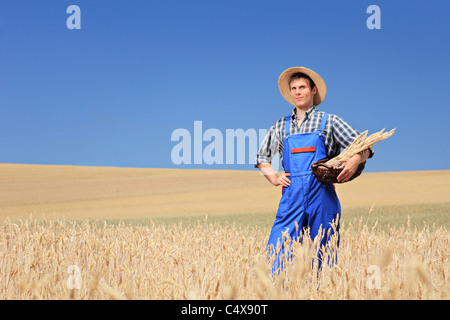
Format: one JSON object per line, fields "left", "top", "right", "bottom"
{"left": 278, "top": 66, "right": 327, "bottom": 106}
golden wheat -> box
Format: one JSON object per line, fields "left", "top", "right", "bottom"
{"left": 0, "top": 214, "right": 449, "bottom": 300}
{"left": 326, "top": 128, "right": 396, "bottom": 167}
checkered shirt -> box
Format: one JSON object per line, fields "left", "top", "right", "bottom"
{"left": 255, "top": 106, "right": 373, "bottom": 169}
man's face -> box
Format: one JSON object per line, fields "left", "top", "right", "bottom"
{"left": 289, "top": 78, "right": 317, "bottom": 109}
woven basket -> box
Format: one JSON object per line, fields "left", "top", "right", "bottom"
{"left": 311, "top": 159, "right": 366, "bottom": 184}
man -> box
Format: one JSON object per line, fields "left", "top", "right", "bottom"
{"left": 256, "top": 66, "right": 373, "bottom": 273}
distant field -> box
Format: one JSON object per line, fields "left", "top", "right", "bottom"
{"left": 101, "top": 202, "right": 450, "bottom": 231}
{"left": 0, "top": 164, "right": 449, "bottom": 228}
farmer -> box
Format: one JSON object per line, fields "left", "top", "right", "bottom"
{"left": 255, "top": 67, "right": 373, "bottom": 273}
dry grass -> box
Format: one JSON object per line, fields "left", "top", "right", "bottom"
{"left": 1, "top": 214, "right": 449, "bottom": 300}
{"left": 1, "top": 164, "right": 449, "bottom": 300}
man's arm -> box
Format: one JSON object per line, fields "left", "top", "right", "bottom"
{"left": 257, "top": 163, "right": 291, "bottom": 187}
{"left": 255, "top": 119, "right": 289, "bottom": 186}
{"left": 330, "top": 115, "right": 373, "bottom": 183}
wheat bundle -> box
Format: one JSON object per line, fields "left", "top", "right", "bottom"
{"left": 326, "top": 128, "right": 396, "bottom": 168}
{"left": 311, "top": 128, "right": 395, "bottom": 183}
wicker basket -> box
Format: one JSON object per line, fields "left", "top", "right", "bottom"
{"left": 311, "top": 159, "right": 366, "bottom": 184}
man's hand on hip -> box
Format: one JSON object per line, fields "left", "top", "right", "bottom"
{"left": 257, "top": 163, "right": 291, "bottom": 187}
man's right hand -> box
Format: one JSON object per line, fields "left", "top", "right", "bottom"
{"left": 275, "top": 172, "right": 291, "bottom": 187}
{"left": 257, "top": 163, "right": 291, "bottom": 187}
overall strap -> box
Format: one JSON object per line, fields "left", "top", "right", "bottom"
{"left": 317, "top": 113, "right": 329, "bottom": 132}
{"left": 285, "top": 115, "right": 291, "bottom": 137}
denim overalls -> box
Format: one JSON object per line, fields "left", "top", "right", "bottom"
{"left": 267, "top": 113, "right": 341, "bottom": 273}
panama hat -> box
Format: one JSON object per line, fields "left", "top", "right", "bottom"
{"left": 278, "top": 66, "right": 327, "bottom": 106}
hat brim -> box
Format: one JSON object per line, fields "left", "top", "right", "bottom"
{"left": 278, "top": 67, "right": 327, "bottom": 106}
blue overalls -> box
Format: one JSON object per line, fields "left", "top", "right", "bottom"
{"left": 266, "top": 113, "right": 341, "bottom": 273}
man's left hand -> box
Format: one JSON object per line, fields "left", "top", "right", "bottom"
{"left": 336, "top": 149, "right": 370, "bottom": 183}
{"left": 336, "top": 157, "right": 360, "bottom": 183}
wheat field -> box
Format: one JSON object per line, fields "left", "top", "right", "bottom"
{"left": 1, "top": 214, "right": 449, "bottom": 300}
{"left": 0, "top": 164, "right": 449, "bottom": 299}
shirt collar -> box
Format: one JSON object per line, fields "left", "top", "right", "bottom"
{"left": 291, "top": 105, "right": 317, "bottom": 121}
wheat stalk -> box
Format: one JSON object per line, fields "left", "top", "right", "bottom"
{"left": 2, "top": 211, "right": 448, "bottom": 300}
{"left": 325, "top": 128, "right": 396, "bottom": 167}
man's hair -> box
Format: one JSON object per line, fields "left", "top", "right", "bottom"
{"left": 289, "top": 72, "right": 316, "bottom": 90}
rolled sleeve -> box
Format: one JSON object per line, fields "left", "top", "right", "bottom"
{"left": 255, "top": 123, "right": 280, "bottom": 168}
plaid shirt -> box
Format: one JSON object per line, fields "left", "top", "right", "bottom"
{"left": 255, "top": 106, "right": 372, "bottom": 169}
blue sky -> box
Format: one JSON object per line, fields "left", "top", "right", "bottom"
{"left": 0, "top": 0, "right": 449, "bottom": 172}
